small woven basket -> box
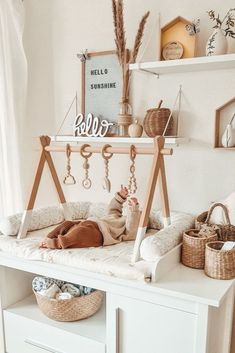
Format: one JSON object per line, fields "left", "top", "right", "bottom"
{"left": 143, "top": 100, "right": 174, "bottom": 137}
{"left": 34, "top": 290, "right": 104, "bottom": 322}
{"left": 205, "top": 241, "right": 235, "bottom": 280}
{"left": 182, "top": 229, "right": 218, "bottom": 269}
{"left": 195, "top": 203, "right": 235, "bottom": 242}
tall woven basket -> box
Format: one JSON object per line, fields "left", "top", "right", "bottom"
{"left": 205, "top": 241, "right": 235, "bottom": 280}
{"left": 34, "top": 290, "right": 104, "bottom": 322}
{"left": 182, "top": 229, "right": 218, "bottom": 269}
{"left": 195, "top": 203, "right": 235, "bottom": 241}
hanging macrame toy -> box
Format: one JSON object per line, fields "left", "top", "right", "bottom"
{"left": 63, "top": 144, "right": 76, "bottom": 185}
{"left": 80, "top": 144, "right": 92, "bottom": 189}
{"left": 128, "top": 145, "right": 137, "bottom": 194}
{"left": 102, "top": 144, "right": 113, "bottom": 193}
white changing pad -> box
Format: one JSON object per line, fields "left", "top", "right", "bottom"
{"left": 0, "top": 226, "right": 155, "bottom": 282}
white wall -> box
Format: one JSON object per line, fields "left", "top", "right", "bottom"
{"left": 22, "top": 0, "right": 235, "bottom": 214}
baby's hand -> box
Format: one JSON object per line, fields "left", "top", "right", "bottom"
{"left": 128, "top": 197, "right": 139, "bottom": 206}
{"left": 119, "top": 185, "right": 129, "bottom": 199}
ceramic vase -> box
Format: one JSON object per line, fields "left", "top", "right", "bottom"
{"left": 206, "top": 29, "right": 228, "bottom": 56}
{"left": 221, "top": 124, "right": 235, "bottom": 148}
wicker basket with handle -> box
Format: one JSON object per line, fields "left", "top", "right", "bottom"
{"left": 182, "top": 229, "right": 218, "bottom": 269}
{"left": 205, "top": 241, "right": 235, "bottom": 280}
{"left": 34, "top": 289, "right": 104, "bottom": 322}
{"left": 195, "top": 203, "right": 235, "bottom": 242}
{"left": 143, "top": 100, "right": 174, "bottom": 137}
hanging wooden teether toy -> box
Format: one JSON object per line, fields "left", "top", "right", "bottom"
{"left": 102, "top": 144, "right": 113, "bottom": 193}
{"left": 63, "top": 144, "right": 76, "bottom": 185}
{"left": 80, "top": 144, "right": 92, "bottom": 189}
{"left": 128, "top": 145, "right": 137, "bottom": 194}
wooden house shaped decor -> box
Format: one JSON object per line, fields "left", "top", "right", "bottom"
{"left": 214, "top": 96, "right": 235, "bottom": 148}
{"left": 160, "top": 16, "right": 196, "bottom": 60}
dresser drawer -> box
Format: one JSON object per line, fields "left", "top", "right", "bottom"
{"left": 4, "top": 295, "right": 106, "bottom": 353}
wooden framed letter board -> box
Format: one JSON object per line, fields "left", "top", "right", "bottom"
{"left": 81, "top": 50, "right": 122, "bottom": 122}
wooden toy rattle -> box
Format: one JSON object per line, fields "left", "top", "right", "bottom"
{"left": 63, "top": 144, "right": 76, "bottom": 185}
{"left": 80, "top": 144, "right": 92, "bottom": 189}
{"left": 128, "top": 145, "right": 137, "bottom": 194}
{"left": 102, "top": 144, "right": 113, "bottom": 193}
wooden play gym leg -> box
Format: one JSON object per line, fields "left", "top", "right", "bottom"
{"left": 132, "top": 136, "right": 171, "bottom": 263}
{"left": 18, "top": 136, "right": 70, "bottom": 239}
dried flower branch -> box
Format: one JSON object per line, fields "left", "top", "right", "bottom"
{"left": 116, "top": 0, "right": 126, "bottom": 67}
{"left": 207, "top": 8, "right": 235, "bottom": 38}
{"left": 111, "top": 0, "right": 150, "bottom": 106}
{"left": 130, "top": 11, "right": 150, "bottom": 64}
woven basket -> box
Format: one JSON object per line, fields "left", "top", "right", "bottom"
{"left": 195, "top": 203, "right": 235, "bottom": 242}
{"left": 34, "top": 290, "right": 103, "bottom": 322}
{"left": 143, "top": 100, "right": 174, "bottom": 137}
{"left": 205, "top": 241, "right": 235, "bottom": 280}
{"left": 182, "top": 229, "right": 218, "bottom": 269}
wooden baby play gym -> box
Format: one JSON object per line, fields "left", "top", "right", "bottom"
{"left": 18, "top": 135, "right": 173, "bottom": 263}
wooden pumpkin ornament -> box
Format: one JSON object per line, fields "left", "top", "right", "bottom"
{"left": 143, "top": 100, "right": 174, "bottom": 137}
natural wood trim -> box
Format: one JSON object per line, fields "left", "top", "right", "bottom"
{"left": 214, "top": 111, "right": 220, "bottom": 148}
{"left": 88, "top": 50, "right": 117, "bottom": 58}
{"left": 81, "top": 61, "right": 85, "bottom": 114}
{"left": 159, "top": 156, "right": 170, "bottom": 219}
{"left": 216, "top": 97, "right": 235, "bottom": 112}
{"left": 161, "top": 16, "right": 191, "bottom": 32}
{"left": 26, "top": 136, "right": 48, "bottom": 210}
{"left": 214, "top": 96, "right": 235, "bottom": 148}
{"left": 45, "top": 145, "right": 172, "bottom": 156}
{"left": 138, "top": 136, "right": 165, "bottom": 228}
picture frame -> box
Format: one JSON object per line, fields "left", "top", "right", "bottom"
{"left": 81, "top": 50, "right": 122, "bottom": 123}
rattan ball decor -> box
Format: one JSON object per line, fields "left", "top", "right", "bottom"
{"left": 34, "top": 290, "right": 104, "bottom": 322}
{"left": 143, "top": 100, "right": 174, "bottom": 137}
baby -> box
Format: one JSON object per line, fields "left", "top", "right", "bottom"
{"left": 40, "top": 186, "right": 140, "bottom": 249}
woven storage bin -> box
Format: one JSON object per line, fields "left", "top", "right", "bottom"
{"left": 195, "top": 203, "right": 235, "bottom": 242}
{"left": 182, "top": 229, "right": 218, "bottom": 269}
{"left": 205, "top": 241, "right": 235, "bottom": 280}
{"left": 143, "top": 100, "right": 174, "bottom": 137}
{"left": 34, "top": 290, "right": 103, "bottom": 322}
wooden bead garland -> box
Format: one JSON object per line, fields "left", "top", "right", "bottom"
{"left": 80, "top": 144, "right": 92, "bottom": 189}
{"left": 63, "top": 144, "right": 76, "bottom": 185}
{"left": 128, "top": 145, "right": 137, "bottom": 194}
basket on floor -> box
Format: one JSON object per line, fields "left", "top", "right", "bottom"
{"left": 182, "top": 229, "right": 218, "bottom": 269}
{"left": 195, "top": 203, "right": 235, "bottom": 242}
{"left": 205, "top": 241, "right": 235, "bottom": 280}
{"left": 34, "top": 290, "right": 104, "bottom": 322}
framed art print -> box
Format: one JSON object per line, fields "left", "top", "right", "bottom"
{"left": 81, "top": 50, "right": 122, "bottom": 122}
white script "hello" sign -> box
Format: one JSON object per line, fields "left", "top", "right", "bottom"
{"left": 73, "top": 113, "right": 114, "bottom": 137}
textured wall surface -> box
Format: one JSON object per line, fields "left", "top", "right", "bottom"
{"left": 23, "top": 0, "right": 235, "bottom": 214}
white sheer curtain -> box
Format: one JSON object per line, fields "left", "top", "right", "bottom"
{"left": 0, "top": 0, "right": 27, "bottom": 217}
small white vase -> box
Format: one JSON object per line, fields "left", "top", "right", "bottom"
{"left": 221, "top": 124, "right": 235, "bottom": 148}
{"left": 206, "top": 29, "right": 228, "bottom": 56}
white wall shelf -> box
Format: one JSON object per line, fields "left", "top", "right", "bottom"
{"left": 50, "top": 135, "right": 188, "bottom": 146}
{"left": 129, "top": 54, "right": 235, "bottom": 76}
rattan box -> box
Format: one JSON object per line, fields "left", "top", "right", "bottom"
{"left": 195, "top": 203, "right": 235, "bottom": 242}
{"left": 205, "top": 241, "right": 235, "bottom": 280}
{"left": 182, "top": 229, "right": 218, "bottom": 269}
{"left": 34, "top": 290, "right": 104, "bottom": 322}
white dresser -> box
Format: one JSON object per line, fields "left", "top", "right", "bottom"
{"left": 0, "top": 254, "right": 234, "bottom": 353}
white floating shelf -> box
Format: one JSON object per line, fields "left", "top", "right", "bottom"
{"left": 129, "top": 54, "right": 235, "bottom": 76}
{"left": 50, "top": 135, "right": 188, "bottom": 145}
